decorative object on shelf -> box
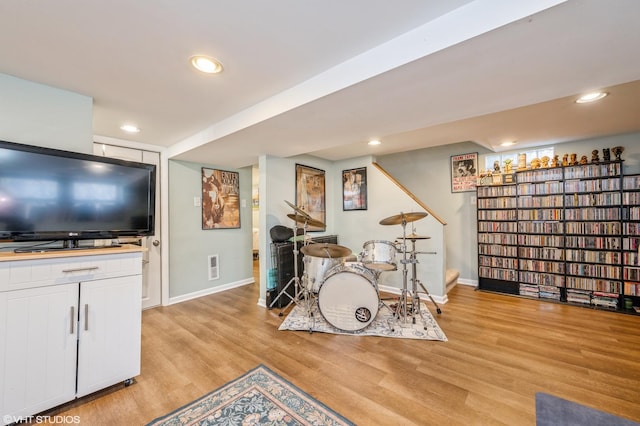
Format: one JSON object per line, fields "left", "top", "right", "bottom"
{"left": 450, "top": 152, "right": 478, "bottom": 193}
{"left": 342, "top": 167, "right": 367, "bottom": 211}
{"left": 551, "top": 155, "right": 559, "bottom": 167}
{"left": 579, "top": 155, "right": 588, "bottom": 165}
{"left": 517, "top": 153, "right": 527, "bottom": 171}
{"left": 493, "top": 160, "right": 501, "bottom": 173}
{"left": 502, "top": 173, "right": 515, "bottom": 184}
{"left": 202, "top": 168, "right": 240, "bottom": 229}
{"left": 603, "top": 148, "right": 611, "bottom": 161}
{"left": 612, "top": 146, "right": 624, "bottom": 161}
{"left": 295, "top": 164, "right": 326, "bottom": 231}
{"left": 504, "top": 158, "right": 513, "bottom": 173}
{"left": 570, "top": 153, "right": 578, "bottom": 166}
{"left": 541, "top": 156, "right": 550, "bottom": 168}
{"left": 591, "top": 149, "right": 600, "bottom": 163}
{"left": 531, "top": 158, "right": 541, "bottom": 169}
{"left": 562, "top": 154, "right": 569, "bottom": 166}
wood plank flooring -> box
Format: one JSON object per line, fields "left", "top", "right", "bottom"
{"left": 42, "top": 269, "right": 640, "bottom": 425}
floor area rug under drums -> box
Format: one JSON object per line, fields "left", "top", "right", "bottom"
{"left": 278, "top": 300, "right": 448, "bottom": 341}
{"left": 146, "top": 365, "right": 354, "bottom": 426}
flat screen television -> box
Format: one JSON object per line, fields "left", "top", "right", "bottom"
{"left": 0, "top": 140, "right": 156, "bottom": 249}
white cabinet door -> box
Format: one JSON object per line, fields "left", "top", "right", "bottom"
{"left": 76, "top": 275, "right": 142, "bottom": 397}
{"left": 0, "top": 284, "right": 78, "bottom": 424}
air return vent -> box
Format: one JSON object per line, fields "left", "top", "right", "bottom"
{"left": 208, "top": 254, "right": 219, "bottom": 280}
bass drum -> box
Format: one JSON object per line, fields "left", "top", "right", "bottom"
{"left": 318, "top": 263, "right": 379, "bottom": 332}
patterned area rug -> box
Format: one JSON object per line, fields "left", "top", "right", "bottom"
{"left": 146, "top": 365, "right": 354, "bottom": 426}
{"left": 278, "top": 300, "right": 447, "bottom": 341}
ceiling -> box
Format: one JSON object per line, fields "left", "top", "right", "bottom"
{"left": 1, "top": 0, "right": 639, "bottom": 168}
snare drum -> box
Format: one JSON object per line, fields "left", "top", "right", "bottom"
{"left": 303, "top": 255, "right": 343, "bottom": 292}
{"left": 318, "top": 263, "right": 379, "bottom": 332}
{"left": 361, "top": 240, "right": 397, "bottom": 271}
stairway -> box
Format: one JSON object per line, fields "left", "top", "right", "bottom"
{"left": 445, "top": 269, "right": 460, "bottom": 293}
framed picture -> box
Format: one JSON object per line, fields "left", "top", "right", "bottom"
{"left": 343, "top": 167, "right": 367, "bottom": 210}
{"left": 451, "top": 152, "right": 478, "bottom": 193}
{"left": 295, "top": 164, "right": 326, "bottom": 231}
{"left": 202, "top": 168, "right": 240, "bottom": 229}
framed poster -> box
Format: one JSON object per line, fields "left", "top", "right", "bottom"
{"left": 202, "top": 168, "right": 240, "bottom": 229}
{"left": 451, "top": 152, "right": 478, "bottom": 193}
{"left": 343, "top": 167, "right": 367, "bottom": 210}
{"left": 295, "top": 164, "right": 326, "bottom": 231}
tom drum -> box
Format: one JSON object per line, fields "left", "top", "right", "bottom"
{"left": 303, "top": 255, "right": 343, "bottom": 293}
{"left": 361, "top": 240, "right": 397, "bottom": 271}
{"left": 318, "top": 263, "right": 379, "bottom": 332}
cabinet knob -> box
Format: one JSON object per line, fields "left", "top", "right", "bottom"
{"left": 152, "top": 240, "right": 160, "bottom": 247}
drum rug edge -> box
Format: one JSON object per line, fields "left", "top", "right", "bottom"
{"left": 278, "top": 301, "right": 448, "bottom": 341}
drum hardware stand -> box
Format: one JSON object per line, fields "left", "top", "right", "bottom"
{"left": 392, "top": 221, "right": 442, "bottom": 329}
{"left": 269, "top": 212, "right": 316, "bottom": 330}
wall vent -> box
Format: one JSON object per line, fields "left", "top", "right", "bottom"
{"left": 208, "top": 254, "right": 219, "bottom": 280}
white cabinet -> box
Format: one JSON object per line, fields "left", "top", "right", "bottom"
{"left": 0, "top": 248, "right": 143, "bottom": 424}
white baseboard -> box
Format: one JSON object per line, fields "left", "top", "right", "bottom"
{"left": 378, "top": 284, "right": 448, "bottom": 305}
{"left": 168, "top": 277, "right": 255, "bottom": 305}
{"left": 457, "top": 277, "right": 477, "bottom": 287}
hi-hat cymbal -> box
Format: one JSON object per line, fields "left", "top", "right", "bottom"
{"left": 398, "top": 233, "right": 431, "bottom": 240}
{"left": 301, "top": 243, "right": 351, "bottom": 258}
{"left": 379, "top": 212, "right": 428, "bottom": 226}
{"left": 287, "top": 213, "right": 325, "bottom": 228}
{"left": 284, "top": 200, "right": 311, "bottom": 220}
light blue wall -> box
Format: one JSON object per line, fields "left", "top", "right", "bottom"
{"left": 377, "top": 133, "right": 640, "bottom": 284}
{"left": 0, "top": 73, "right": 93, "bottom": 153}
{"left": 168, "top": 160, "right": 254, "bottom": 299}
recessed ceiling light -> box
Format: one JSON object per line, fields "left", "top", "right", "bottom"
{"left": 120, "top": 124, "right": 140, "bottom": 133}
{"left": 190, "top": 55, "right": 224, "bottom": 74}
{"left": 500, "top": 141, "right": 516, "bottom": 147}
{"left": 575, "top": 91, "right": 608, "bottom": 104}
{"left": 368, "top": 140, "right": 381, "bottom": 146}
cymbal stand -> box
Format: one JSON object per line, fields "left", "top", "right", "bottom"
{"left": 269, "top": 215, "right": 315, "bottom": 327}
{"left": 407, "top": 238, "right": 442, "bottom": 328}
{"left": 392, "top": 217, "right": 412, "bottom": 326}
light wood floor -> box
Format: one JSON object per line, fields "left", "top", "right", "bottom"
{"left": 44, "top": 268, "right": 640, "bottom": 425}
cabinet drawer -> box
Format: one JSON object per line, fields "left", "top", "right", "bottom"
{"left": 0, "top": 253, "right": 142, "bottom": 292}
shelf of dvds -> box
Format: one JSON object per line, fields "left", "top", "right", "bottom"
{"left": 477, "top": 160, "right": 640, "bottom": 314}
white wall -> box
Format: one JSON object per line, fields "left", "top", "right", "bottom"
{"left": 0, "top": 73, "right": 92, "bottom": 153}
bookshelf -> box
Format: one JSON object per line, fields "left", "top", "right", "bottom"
{"left": 477, "top": 161, "right": 639, "bottom": 314}
{"left": 623, "top": 174, "right": 640, "bottom": 313}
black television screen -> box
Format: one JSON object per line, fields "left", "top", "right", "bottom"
{"left": 0, "top": 140, "right": 156, "bottom": 246}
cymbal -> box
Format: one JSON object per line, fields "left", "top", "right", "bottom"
{"left": 284, "top": 200, "right": 311, "bottom": 220}
{"left": 301, "top": 243, "right": 352, "bottom": 258}
{"left": 287, "top": 213, "right": 325, "bottom": 228}
{"left": 379, "top": 212, "right": 428, "bottom": 226}
{"left": 398, "top": 233, "right": 431, "bottom": 240}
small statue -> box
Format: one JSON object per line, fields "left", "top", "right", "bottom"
{"left": 603, "top": 148, "right": 610, "bottom": 162}
{"left": 591, "top": 149, "right": 599, "bottom": 163}
{"left": 551, "top": 155, "right": 559, "bottom": 167}
{"left": 541, "top": 156, "right": 550, "bottom": 168}
{"left": 493, "top": 160, "right": 501, "bottom": 173}
{"left": 579, "top": 155, "right": 588, "bottom": 165}
{"left": 531, "top": 158, "right": 541, "bottom": 169}
{"left": 562, "top": 153, "right": 569, "bottom": 167}
{"left": 570, "top": 153, "right": 578, "bottom": 166}
{"left": 504, "top": 158, "right": 513, "bottom": 173}
{"left": 612, "top": 146, "right": 624, "bottom": 161}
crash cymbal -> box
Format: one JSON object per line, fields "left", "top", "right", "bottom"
{"left": 301, "top": 243, "right": 352, "bottom": 258}
{"left": 398, "top": 233, "right": 431, "bottom": 240}
{"left": 379, "top": 212, "right": 428, "bottom": 226}
{"left": 287, "top": 213, "right": 325, "bottom": 228}
{"left": 284, "top": 200, "right": 311, "bottom": 220}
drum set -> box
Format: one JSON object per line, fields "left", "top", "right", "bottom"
{"left": 269, "top": 201, "right": 441, "bottom": 333}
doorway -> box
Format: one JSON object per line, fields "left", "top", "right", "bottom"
{"left": 93, "top": 143, "right": 162, "bottom": 309}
